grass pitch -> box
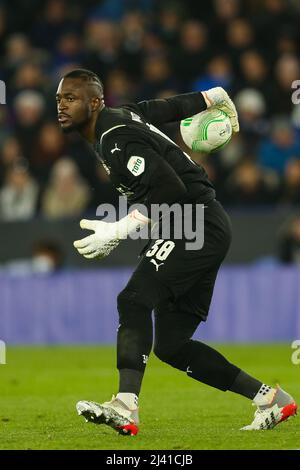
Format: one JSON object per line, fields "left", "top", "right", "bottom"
{"left": 0, "top": 344, "right": 298, "bottom": 450}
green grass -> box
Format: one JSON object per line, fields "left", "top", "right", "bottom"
{"left": 0, "top": 345, "right": 299, "bottom": 450}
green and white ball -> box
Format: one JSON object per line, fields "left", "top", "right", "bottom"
{"left": 180, "top": 108, "right": 232, "bottom": 153}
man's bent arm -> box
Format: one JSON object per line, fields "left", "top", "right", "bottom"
{"left": 136, "top": 92, "right": 207, "bottom": 125}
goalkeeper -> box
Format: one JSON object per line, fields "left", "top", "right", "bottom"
{"left": 56, "top": 69, "right": 297, "bottom": 435}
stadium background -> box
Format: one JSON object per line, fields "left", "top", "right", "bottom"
{"left": 1, "top": 0, "right": 300, "bottom": 452}
{"left": 0, "top": 0, "right": 300, "bottom": 343}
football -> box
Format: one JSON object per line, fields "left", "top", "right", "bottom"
{"left": 180, "top": 108, "right": 232, "bottom": 153}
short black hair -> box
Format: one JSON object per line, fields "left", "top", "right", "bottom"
{"left": 63, "top": 68, "right": 103, "bottom": 96}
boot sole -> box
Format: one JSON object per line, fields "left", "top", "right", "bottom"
{"left": 76, "top": 401, "right": 139, "bottom": 436}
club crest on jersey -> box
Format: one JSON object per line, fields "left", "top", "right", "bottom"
{"left": 127, "top": 156, "right": 145, "bottom": 176}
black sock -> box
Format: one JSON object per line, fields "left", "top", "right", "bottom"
{"left": 118, "top": 368, "right": 144, "bottom": 396}
{"left": 229, "top": 370, "right": 263, "bottom": 400}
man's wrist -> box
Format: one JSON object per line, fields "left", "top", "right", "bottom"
{"left": 202, "top": 91, "right": 213, "bottom": 108}
{"left": 116, "top": 209, "right": 150, "bottom": 239}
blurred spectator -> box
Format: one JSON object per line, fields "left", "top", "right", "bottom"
{"left": 278, "top": 215, "right": 300, "bottom": 263}
{"left": 31, "top": 121, "right": 66, "bottom": 182}
{"left": 172, "top": 20, "right": 210, "bottom": 87}
{"left": 105, "top": 69, "right": 134, "bottom": 106}
{"left": 157, "top": 2, "right": 183, "bottom": 47}
{"left": 31, "top": 239, "right": 64, "bottom": 272}
{"left": 0, "top": 136, "right": 23, "bottom": 185}
{"left": 13, "top": 90, "right": 46, "bottom": 161}
{"left": 2, "top": 239, "right": 64, "bottom": 275}
{"left": 87, "top": 0, "right": 153, "bottom": 22}
{"left": 222, "top": 160, "right": 279, "bottom": 205}
{"left": 13, "top": 90, "right": 45, "bottom": 128}
{"left": 83, "top": 19, "right": 120, "bottom": 82}
{"left": 121, "top": 11, "right": 145, "bottom": 51}
{"left": 119, "top": 11, "right": 146, "bottom": 78}
{"left": 0, "top": 6, "right": 7, "bottom": 53}
{"left": 31, "top": 0, "right": 78, "bottom": 51}
{"left": 270, "top": 54, "right": 300, "bottom": 115}
{"left": 210, "top": 0, "right": 241, "bottom": 47}
{"left": 291, "top": 100, "right": 300, "bottom": 134}
{"left": 280, "top": 159, "right": 300, "bottom": 204}
{"left": 253, "top": 0, "right": 299, "bottom": 54}
{"left": 192, "top": 55, "right": 233, "bottom": 92}
{"left": 277, "top": 31, "right": 298, "bottom": 56}
{"left": 226, "top": 18, "right": 256, "bottom": 69}
{"left": 13, "top": 61, "right": 47, "bottom": 97}
{"left": 41, "top": 158, "right": 91, "bottom": 219}
{"left": 51, "top": 32, "right": 83, "bottom": 77}
{"left": 236, "top": 51, "right": 270, "bottom": 103}
{"left": 4, "top": 34, "right": 33, "bottom": 80}
{"left": 258, "top": 117, "right": 300, "bottom": 174}
{"left": 214, "top": 0, "right": 240, "bottom": 21}
{"left": 217, "top": 134, "right": 246, "bottom": 171}
{"left": 143, "top": 31, "right": 167, "bottom": 58}
{"left": 0, "top": 107, "right": 10, "bottom": 143}
{"left": 0, "top": 161, "right": 39, "bottom": 221}
{"left": 138, "top": 55, "right": 177, "bottom": 100}
{"left": 235, "top": 88, "right": 269, "bottom": 152}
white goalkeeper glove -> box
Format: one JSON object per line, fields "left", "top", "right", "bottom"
{"left": 202, "top": 87, "right": 239, "bottom": 133}
{"left": 73, "top": 209, "right": 150, "bottom": 259}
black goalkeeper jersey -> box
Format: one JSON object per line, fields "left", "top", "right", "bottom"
{"left": 93, "top": 92, "right": 216, "bottom": 208}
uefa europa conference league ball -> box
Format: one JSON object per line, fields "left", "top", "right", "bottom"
{"left": 180, "top": 108, "right": 232, "bottom": 153}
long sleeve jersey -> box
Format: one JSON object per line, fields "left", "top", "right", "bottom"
{"left": 93, "top": 92, "right": 216, "bottom": 210}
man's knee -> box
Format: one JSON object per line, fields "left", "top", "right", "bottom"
{"left": 117, "top": 287, "right": 152, "bottom": 323}
{"left": 153, "top": 338, "right": 184, "bottom": 364}
{"left": 117, "top": 288, "right": 137, "bottom": 313}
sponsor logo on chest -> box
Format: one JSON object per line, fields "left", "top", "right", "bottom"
{"left": 127, "top": 156, "right": 145, "bottom": 176}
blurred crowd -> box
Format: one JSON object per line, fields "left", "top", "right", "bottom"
{"left": 1, "top": 0, "right": 300, "bottom": 223}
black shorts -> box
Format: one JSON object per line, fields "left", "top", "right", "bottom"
{"left": 124, "top": 199, "right": 232, "bottom": 321}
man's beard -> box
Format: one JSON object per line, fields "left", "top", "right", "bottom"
{"left": 60, "top": 117, "right": 89, "bottom": 134}
{"left": 61, "top": 125, "right": 74, "bottom": 134}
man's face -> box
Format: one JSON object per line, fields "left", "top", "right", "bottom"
{"left": 56, "top": 78, "right": 93, "bottom": 133}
